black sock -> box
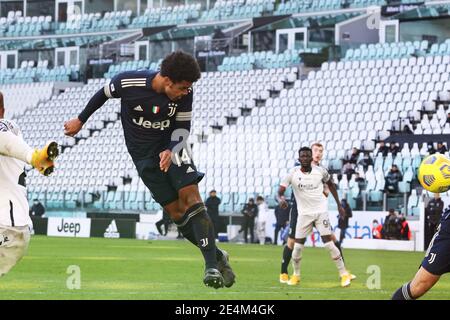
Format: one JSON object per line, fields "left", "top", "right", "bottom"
{"left": 281, "top": 245, "right": 293, "bottom": 274}
{"left": 175, "top": 203, "right": 218, "bottom": 270}
{"left": 334, "top": 241, "right": 344, "bottom": 262}
{"left": 392, "top": 282, "right": 414, "bottom": 300}
{"left": 176, "top": 217, "right": 223, "bottom": 262}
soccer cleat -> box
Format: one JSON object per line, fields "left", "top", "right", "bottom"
{"left": 287, "top": 275, "right": 300, "bottom": 286}
{"left": 350, "top": 273, "right": 357, "bottom": 281}
{"left": 341, "top": 273, "right": 352, "bottom": 287}
{"left": 203, "top": 268, "right": 224, "bottom": 289}
{"left": 279, "top": 273, "right": 289, "bottom": 284}
{"left": 30, "top": 141, "right": 59, "bottom": 176}
{"left": 217, "top": 249, "right": 236, "bottom": 288}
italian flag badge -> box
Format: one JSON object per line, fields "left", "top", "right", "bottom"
{"left": 152, "top": 106, "right": 160, "bottom": 114}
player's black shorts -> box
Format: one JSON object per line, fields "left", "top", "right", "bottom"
{"left": 421, "top": 214, "right": 450, "bottom": 276}
{"left": 288, "top": 198, "right": 298, "bottom": 239}
{"left": 134, "top": 152, "right": 204, "bottom": 206}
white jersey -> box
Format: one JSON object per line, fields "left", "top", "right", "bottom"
{"left": 0, "top": 119, "right": 32, "bottom": 227}
{"left": 280, "top": 165, "right": 330, "bottom": 215}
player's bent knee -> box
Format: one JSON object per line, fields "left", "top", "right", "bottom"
{"left": 321, "top": 235, "right": 332, "bottom": 243}
{"left": 296, "top": 238, "right": 306, "bottom": 245}
{"left": 287, "top": 238, "right": 295, "bottom": 249}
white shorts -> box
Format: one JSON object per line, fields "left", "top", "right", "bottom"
{"left": 295, "top": 212, "right": 332, "bottom": 239}
{"left": 0, "top": 225, "right": 30, "bottom": 277}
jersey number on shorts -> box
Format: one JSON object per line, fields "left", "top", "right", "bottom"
{"left": 173, "top": 148, "right": 191, "bottom": 167}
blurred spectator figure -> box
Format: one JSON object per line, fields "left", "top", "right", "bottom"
{"left": 447, "top": 113, "right": 450, "bottom": 124}
{"left": 348, "top": 147, "right": 360, "bottom": 164}
{"left": 212, "top": 27, "right": 226, "bottom": 50}
{"left": 29, "top": 199, "right": 45, "bottom": 217}
{"left": 358, "top": 153, "right": 374, "bottom": 171}
{"left": 353, "top": 172, "right": 367, "bottom": 209}
{"left": 383, "top": 209, "right": 401, "bottom": 240}
{"left": 385, "top": 165, "right": 403, "bottom": 194}
{"left": 354, "top": 172, "right": 366, "bottom": 190}
{"left": 240, "top": 198, "right": 258, "bottom": 243}
{"left": 388, "top": 142, "right": 400, "bottom": 157}
{"left": 437, "top": 142, "right": 448, "bottom": 154}
{"left": 425, "top": 193, "right": 444, "bottom": 247}
{"left": 205, "top": 189, "right": 221, "bottom": 239}
{"left": 377, "top": 141, "right": 389, "bottom": 157}
{"left": 338, "top": 199, "right": 352, "bottom": 244}
{"left": 342, "top": 161, "right": 355, "bottom": 181}
{"left": 256, "top": 196, "right": 269, "bottom": 245}
{"left": 403, "top": 125, "right": 413, "bottom": 134}
{"left": 274, "top": 201, "right": 290, "bottom": 245}
{"left": 372, "top": 219, "right": 383, "bottom": 239}
{"left": 427, "top": 142, "right": 436, "bottom": 155}
{"left": 156, "top": 209, "right": 171, "bottom": 236}
{"left": 399, "top": 214, "right": 411, "bottom": 240}
{"left": 212, "top": 26, "right": 226, "bottom": 39}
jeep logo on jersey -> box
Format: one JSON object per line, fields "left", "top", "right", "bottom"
{"left": 133, "top": 117, "right": 170, "bottom": 130}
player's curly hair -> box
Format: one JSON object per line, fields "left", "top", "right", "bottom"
{"left": 160, "top": 51, "right": 201, "bottom": 84}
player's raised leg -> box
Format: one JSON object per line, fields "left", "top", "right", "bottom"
{"left": 392, "top": 267, "right": 440, "bottom": 300}
{"left": 392, "top": 215, "right": 449, "bottom": 299}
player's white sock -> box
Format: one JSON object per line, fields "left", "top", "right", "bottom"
{"left": 291, "top": 243, "right": 304, "bottom": 276}
{"left": 0, "top": 131, "right": 34, "bottom": 164}
{"left": 324, "top": 241, "right": 347, "bottom": 276}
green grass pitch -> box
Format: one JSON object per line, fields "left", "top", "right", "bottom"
{"left": 0, "top": 235, "right": 449, "bottom": 300}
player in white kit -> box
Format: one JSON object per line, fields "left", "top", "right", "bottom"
{"left": 278, "top": 146, "right": 353, "bottom": 287}
{"left": 0, "top": 91, "right": 59, "bottom": 277}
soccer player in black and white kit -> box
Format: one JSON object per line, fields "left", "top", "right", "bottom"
{"left": 0, "top": 91, "right": 59, "bottom": 277}
{"left": 278, "top": 147, "right": 353, "bottom": 287}
{"left": 64, "top": 51, "right": 235, "bottom": 289}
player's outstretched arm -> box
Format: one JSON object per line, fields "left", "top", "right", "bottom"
{"left": 64, "top": 86, "right": 110, "bottom": 137}
{"left": 327, "top": 179, "right": 345, "bottom": 217}
{"left": 0, "top": 130, "right": 34, "bottom": 164}
{"left": 0, "top": 130, "right": 58, "bottom": 176}
{"left": 64, "top": 118, "right": 83, "bottom": 137}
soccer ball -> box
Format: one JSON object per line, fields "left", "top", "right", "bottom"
{"left": 418, "top": 154, "right": 450, "bottom": 193}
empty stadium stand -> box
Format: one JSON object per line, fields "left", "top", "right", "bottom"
{"left": 1, "top": 0, "right": 449, "bottom": 216}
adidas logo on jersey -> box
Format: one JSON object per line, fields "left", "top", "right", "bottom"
{"left": 134, "top": 105, "right": 144, "bottom": 112}
{"left": 186, "top": 166, "right": 195, "bottom": 173}
{"left": 133, "top": 117, "right": 170, "bottom": 130}
{"left": 104, "top": 220, "right": 120, "bottom": 238}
